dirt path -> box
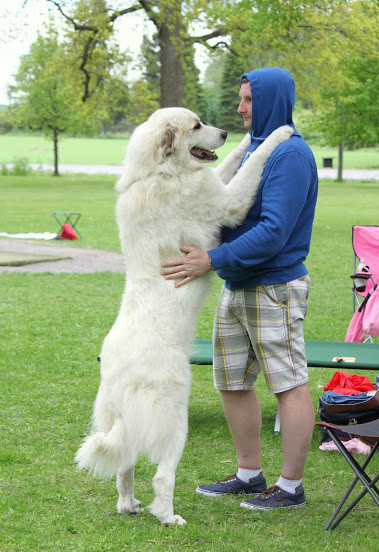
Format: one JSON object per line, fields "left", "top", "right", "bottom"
{"left": 0, "top": 238, "right": 125, "bottom": 274}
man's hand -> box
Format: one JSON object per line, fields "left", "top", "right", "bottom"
{"left": 161, "top": 245, "right": 212, "bottom": 288}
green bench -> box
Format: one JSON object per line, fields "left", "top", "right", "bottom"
{"left": 190, "top": 338, "right": 379, "bottom": 370}
{"left": 190, "top": 339, "right": 379, "bottom": 433}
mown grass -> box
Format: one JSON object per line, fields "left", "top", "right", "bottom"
{"left": 0, "top": 132, "right": 378, "bottom": 170}
{"left": 0, "top": 174, "right": 119, "bottom": 252}
{"left": 0, "top": 175, "right": 378, "bottom": 551}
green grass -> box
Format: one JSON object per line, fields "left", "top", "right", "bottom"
{"left": 0, "top": 175, "right": 378, "bottom": 551}
{"left": 0, "top": 132, "right": 378, "bottom": 169}
{"left": 0, "top": 174, "right": 120, "bottom": 252}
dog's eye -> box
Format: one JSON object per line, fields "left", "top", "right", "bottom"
{"left": 193, "top": 122, "right": 201, "bottom": 130}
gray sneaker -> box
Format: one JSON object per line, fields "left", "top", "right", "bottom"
{"left": 240, "top": 484, "right": 306, "bottom": 510}
{"left": 196, "top": 473, "right": 267, "bottom": 497}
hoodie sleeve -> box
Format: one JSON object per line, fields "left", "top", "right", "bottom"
{"left": 208, "top": 150, "right": 314, "bottom": 271}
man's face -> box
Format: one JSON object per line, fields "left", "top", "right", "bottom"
{"left": 237, "top": 82, "right": 252, "bottom": 129}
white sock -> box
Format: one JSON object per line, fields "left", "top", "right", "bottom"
{"left": 237, "top": 467, "right": 262, "bottom": 483}
{"left": 276, "top": 475, "right": 302, "bottom": 494}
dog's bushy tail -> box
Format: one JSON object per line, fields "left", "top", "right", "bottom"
{"left": 75, "top": 419, "right": 127, "bottom": 479}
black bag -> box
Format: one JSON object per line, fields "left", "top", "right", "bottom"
{"left": 318, "top": 390, "right": 379, "bottom": 441}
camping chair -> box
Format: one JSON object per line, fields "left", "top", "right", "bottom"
{"left": 315, "top": 419, "right": 379, "bottom": 530}
{"left": 53, "top": 212, "right": 82, "bottom": 238}
{"left": 345, "top": 226, "right": 379, "bottom": 343}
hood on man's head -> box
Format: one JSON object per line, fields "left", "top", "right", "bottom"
{"left": 241, "top": 68, "right": 295, "bottom": 139}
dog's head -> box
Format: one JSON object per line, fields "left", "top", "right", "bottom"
{"left": 115, "top": 108, "right": 227, "bottom": 193}
{"left": 151, "top": 108, "right": 227, "bottom": 165}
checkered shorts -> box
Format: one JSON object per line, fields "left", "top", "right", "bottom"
{"left": 212, "top": 276, "right": 310, "bottom": 394}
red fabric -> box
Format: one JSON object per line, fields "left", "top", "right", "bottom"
{"left": 324, "top": 371, "right": 375, "bottom": 395}
{"left": 60, "top": 223, "right": 78, "bottom": 240}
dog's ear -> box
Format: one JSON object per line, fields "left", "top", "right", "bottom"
{"left": 154, "top": 126, "right": 178, "bottom": 163}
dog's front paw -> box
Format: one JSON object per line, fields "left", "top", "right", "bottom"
{"left": 274, "top": 125, "right": 294, "bottom": 142}
{"left": 163, "top": 514, "right": 187, "bottom": 526}
{"left": 117, "top": 497, "right": 143, "bottom": 515}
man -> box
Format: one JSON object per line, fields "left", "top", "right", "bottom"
{"left": 161, "top": 67, "right": 318, "bottom": 510}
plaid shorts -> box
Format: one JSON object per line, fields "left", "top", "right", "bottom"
{"left": 212, "top": 276, "right": 310, "bottom": 394}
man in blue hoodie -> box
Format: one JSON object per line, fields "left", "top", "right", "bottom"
{"left": 161, "top": 68, "right": 318, "bottom": 510}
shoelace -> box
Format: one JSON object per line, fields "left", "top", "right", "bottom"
{"left": 258, "top": 485, "right": 283, "bottom": 501}
{"left": 217, "top": 473, "right": 237, "bottom": 484}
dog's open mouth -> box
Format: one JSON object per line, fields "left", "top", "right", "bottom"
{"left": 190, "top": 147, "right": 218, "bottom": 162}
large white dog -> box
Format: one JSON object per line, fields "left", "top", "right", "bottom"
{"left": 75, "top": 108, "right": 293, "bottom": 525}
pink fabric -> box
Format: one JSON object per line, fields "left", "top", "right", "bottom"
{"left": 319, "top": 438, "right": 371, "bottom": 455}
{"left": 345, "top": 306, "right": 366, "bottom": 342}
{"left": 362, "top": 288, "right": 379, "bottom": 337}
{"left": 353, "top": 226, "right": 379, "bottom": 298}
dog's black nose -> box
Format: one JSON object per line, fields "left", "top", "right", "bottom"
{"left": 222, "top": 130, "right": 227, "bottom": 140}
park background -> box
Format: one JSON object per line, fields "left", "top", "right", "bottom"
{"left": 0, "top": 1, "right": 378, "bottom": 551}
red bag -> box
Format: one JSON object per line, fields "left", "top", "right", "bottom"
{"left": 60, "top": 223, "right": 78, "bottom": 240}
{"left": 324, "top": 371, "right": 375, "bottom": 395}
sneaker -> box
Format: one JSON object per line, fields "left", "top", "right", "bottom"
{"left": 196, "top": 473, "right": 267, "bottom": 497}
{"left": 240, "top": 484, "right": 306, "bottom": 510}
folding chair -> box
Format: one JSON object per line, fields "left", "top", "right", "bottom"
{"left": 315, "top": 419, "right": 379, "bottom": 530}
{"left": 345, "top": 226, "right": 379, "bottom": 343}
{"left": 53, "top": 211, "right": 82, "bottom": 238}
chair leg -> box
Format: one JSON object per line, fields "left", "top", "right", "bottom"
{"left": 328, "top": 473, "right": 379, "bottom": 530}
{"left": 274, "top": 407, "right": 281, "bottom": 434}
{"left": 324, "top": 431, "right": 378, "bottom": 530}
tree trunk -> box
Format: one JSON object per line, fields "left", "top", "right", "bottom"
{"left": 337, "top": 142, "right": 343, "bottom": 181}
{"left": 53, "top": 128, "right": 59, "bottom": 176}
{"left": 158, "top": 5, "right": 183, "bottom": 107}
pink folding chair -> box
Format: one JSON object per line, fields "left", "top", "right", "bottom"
{"left": 345, "top": 226, "right": 379, "bottom": 343}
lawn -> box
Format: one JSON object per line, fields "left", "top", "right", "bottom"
{"left": 0, "top": 174, "right": 378, "bottom": 551}
{"left": 0, "top": 132, "right": 378, "bottom": 170}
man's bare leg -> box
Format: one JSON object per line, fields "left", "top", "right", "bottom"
{"left": 276, "top": 383, "right": 315, "bottom": 480}
{"left": 220, "top": 389, "right": 262, "bottom": 470}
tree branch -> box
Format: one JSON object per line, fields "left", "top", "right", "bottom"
{"left": 138, "top": 0, "right": 159, "bottom": 28}
{"left": 46, "top": 0, "right": 97, "bottom": 31}
{"left": 190, "top": 29, "right": 226, "bottom": 44}
{"left": 108, "top": 4, "right": 142, "bottom": 23}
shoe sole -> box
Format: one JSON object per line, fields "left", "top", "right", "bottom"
{"left": 196, "top": 487, "right": 265, "bottom": 498}
{"left": 240, "top": 501, "right": 306, "bottom": 510}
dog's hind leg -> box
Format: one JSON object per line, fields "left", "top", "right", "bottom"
{"left": 148, "top": 417, "right": 188, "bottom": 526}
{"left": 148, "top": 456, "right": 187, "bottom": 526}
{"left": 116, "top": 466, "right": 143, "bottom": 515}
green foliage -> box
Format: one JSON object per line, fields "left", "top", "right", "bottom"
{"left": 11, "top": 28, "right": 75, "bottom": 137}
{"left": 306, "top": 1, "right": 379, "bottom": 148}
{"left": 217, "top": 50, "right": 246, "bottom": 132}
{"left": 127, "top": 80, "right": 160, "bottom": 126}
{"left": 215, "top": 0, "right": 379, "bottom": 150}
{"left": 4, "top": 157, "right": 32, "bottom": 176}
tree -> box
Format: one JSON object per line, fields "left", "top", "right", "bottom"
{"left": 221, "top": 0, "right": 378, "bottom": 176}
{"left": 217, "top": 51, "right": 246, "bottom": 132}
{"left": 139, "top": 33, "right": 207, "bottom": 120}
{"left": 305, "top": 1, "right": 379, "bottom": 179}
{"left": 43, "top": 0, "right": 228, "bottom": 107}
{"left": 10, "top": 26, "right": 114, "bottom": 175}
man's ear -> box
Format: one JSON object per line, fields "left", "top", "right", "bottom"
{"left": 154, "top": 126, "right": 178, "bottom": 163}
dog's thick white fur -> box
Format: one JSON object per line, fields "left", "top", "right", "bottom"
{"left": 75, "top": 108, "right": 293, "bottom": 525}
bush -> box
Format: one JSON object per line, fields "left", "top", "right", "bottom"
{"left": 3, "top": 157, "right": 32, "bottom": 176}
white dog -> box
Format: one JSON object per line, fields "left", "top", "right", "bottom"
{"left": 75, "top": 108, "right": 293, "bottom": 525}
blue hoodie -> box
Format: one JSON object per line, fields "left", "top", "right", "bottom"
{"left": 208, "top": 67, "right": 318, "bottom": 289}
